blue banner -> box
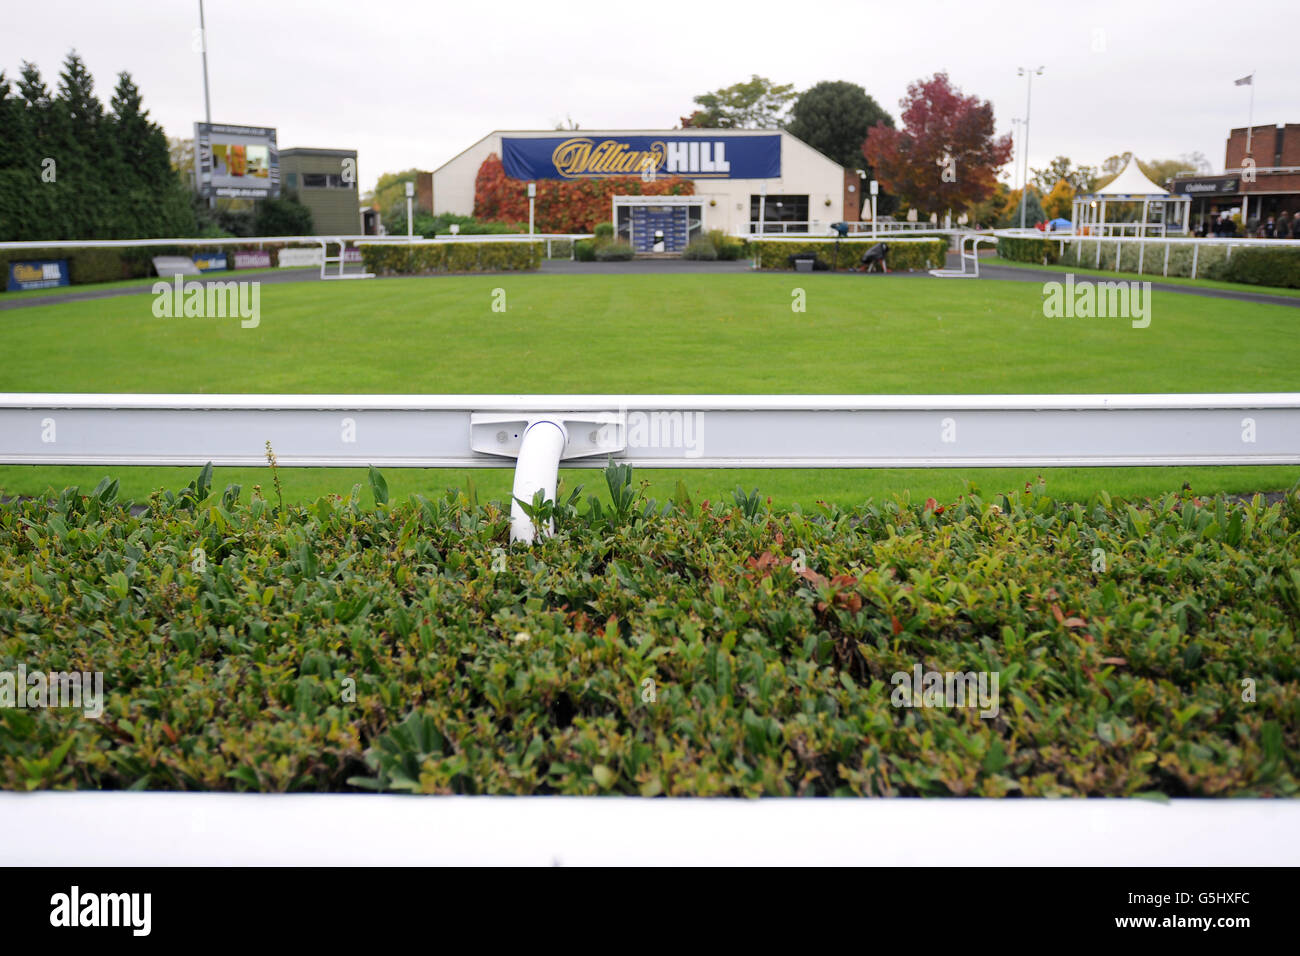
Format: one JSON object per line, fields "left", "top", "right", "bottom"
{"left": 192, "top": 253, "right": 228, "bottom": 273}
{"left": 502, "top": 135, "right": 781, "bottom": 181}
{"left": 7, "top": 259, "right": 69, "bottom": 292}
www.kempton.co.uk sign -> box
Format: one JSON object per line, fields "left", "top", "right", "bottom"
{"left": 501, "top": 135, "right": 781, "bottom": 181}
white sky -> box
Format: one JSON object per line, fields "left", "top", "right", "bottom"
{"left": 4, "top": 0, "right": 1296, "bottom": 193}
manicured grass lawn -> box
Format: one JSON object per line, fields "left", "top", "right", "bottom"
{"left": 2, "top": 274, "right": 1297, "bottom": 502}
{"left": 4, "top": 464, "right": 1298, "bottom": 511}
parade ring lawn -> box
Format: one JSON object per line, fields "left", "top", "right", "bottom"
{"left": 1, "top": 273, "right": 1297, "bottom": 505}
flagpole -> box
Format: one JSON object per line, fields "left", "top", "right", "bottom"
{"left": 1246, "top": 71, "right": 1255, "bottom": 156}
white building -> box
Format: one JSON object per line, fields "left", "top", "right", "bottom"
{"left": 429, "top": 129, "right": 856, "bottom": 251}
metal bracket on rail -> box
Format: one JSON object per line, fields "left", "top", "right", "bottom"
{"left": 470, "top": 411, "right": 627, "bottom": 543}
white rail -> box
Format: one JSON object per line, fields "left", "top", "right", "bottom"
{"left": 2, "top": 792, "right": 1295, "bottom": 866}
{"left": 993, "top": 230, "right": 1300, "bottom": 278}
{"left": 2, "top": 393, "right": 1297, "bottom": 469}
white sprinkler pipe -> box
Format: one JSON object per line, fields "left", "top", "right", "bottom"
{"left": 510, "top": 419, "right": 568, "bottom": 544}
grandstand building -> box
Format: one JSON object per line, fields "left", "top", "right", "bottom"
{"left": 427, "top": 129, "right": 856, "bottom": 251}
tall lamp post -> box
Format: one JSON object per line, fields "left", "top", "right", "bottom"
{"left": 1016, "top": 66, "right": 1044, "bottom": 230}
{"left": 198, "top": 1, "right": 214, "bottom": 209}
{"left": 405, "top": 181, "right": 414, "bottom": 240}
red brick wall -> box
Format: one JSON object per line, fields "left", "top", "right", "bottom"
{"left": 1280, "top": 125, "right": 1300, "bottom": 167}
{"left": 1227, "top": 125, "right": 1284, "bottom": 168}
{"left": 843, "top": 170, "right": 861, "bottom": 222}
{"left": 416, "top": 172, "right": 433, "bottom": 215}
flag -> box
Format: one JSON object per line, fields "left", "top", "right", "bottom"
{"left": 1234, "top": 74, "right": 1253, "bottom": 86}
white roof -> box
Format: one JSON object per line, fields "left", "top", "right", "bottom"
{"left": 1091, "top": 157, "right": 1172, "bottom": 197}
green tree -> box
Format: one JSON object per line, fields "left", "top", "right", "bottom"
{"left": 1000, "top": 186, "right": 1045, "bottom": 227}
{"left": 0, "top": 52, "right": 196, "bottom": 240}
{"left": 785, "top": 80, "right": 894, "bottom": 170}
{"left": 256, "top": 192, "right": 313, "bottom": 235}
{"left": 1043, "top": 178, "right": 1075, "bottom": 220}
{"left": 369, "top": 168, "right": 421, "bottom": 222}
{"left": 682, "top": 75, "right": 796, "bottom": 129}
{"left": 1031, "top": 156, "right": 1096, "bottom": 194}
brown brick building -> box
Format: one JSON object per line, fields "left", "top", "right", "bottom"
{"left": 1171, "top": 124, "right": 1300, "bottom": 233}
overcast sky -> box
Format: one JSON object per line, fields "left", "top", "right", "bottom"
{"left": 4, "top": 0, "right": 1295, "bottom": 193}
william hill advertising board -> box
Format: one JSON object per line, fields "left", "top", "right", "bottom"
{"left": 502, "top": 135, "right": 781, "bottom": 181}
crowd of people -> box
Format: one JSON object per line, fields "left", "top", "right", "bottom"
{"left": 1196, "top": 211, "right": 1294, "bottom": 238}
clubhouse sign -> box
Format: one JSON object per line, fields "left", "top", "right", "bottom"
{"left": 502, "top": 135, "right": 781, "bottom": 180}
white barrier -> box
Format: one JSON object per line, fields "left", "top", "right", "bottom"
{"left": 3, "top": 792, "right": 1296, "bottom": 866}
{"left": 994, "top": 230, "right": 1300, "bottom": 279}
{"left": 276, "top": 247, "right": 324, "bottom": 267}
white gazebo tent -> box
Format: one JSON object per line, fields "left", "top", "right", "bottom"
{"left": 1072, "top": 157, "right": 1191, "bottom": 237}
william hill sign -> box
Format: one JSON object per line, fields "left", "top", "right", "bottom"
{"left": 502, "top": 135, "right": 781, "bottom": 181}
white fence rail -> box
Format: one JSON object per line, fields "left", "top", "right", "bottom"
{"left": 2, "top": 393, "right": 1297, "bottom": 469}
{"left": 994, "top": 230, "right": 1300, "bottom": 278}
{"left": 4, "top": 792, "right": 1295, "bottom": 866}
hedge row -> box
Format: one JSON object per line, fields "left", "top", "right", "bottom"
{"left": 999, "top": 236, "right": 1300, "bottom": 288}
{"left": 2, "top": 465, "right": 1296, "bottom": 796}
{"left": 752, "top": 239, "right": 948, "bottom": 272}
{"left": 995, "top": 236, "right": 1061, "bottom": 266}
{"left": 0, "top": 243, "right": 325, "bottom": 289}
{"left": 360, "top": 241, "right": 542, "bottom": 275}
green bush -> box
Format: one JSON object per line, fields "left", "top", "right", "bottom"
{"left": 574, "top": 239, "right": 597, "bottom": 262}
{"left": 1, "top": 468, "right": 1296, "bottom": 795}
{"left": 996, "top": 236, "right": 1060, "bottom": 265}
{"left": 682, "top": 237, "right": 717, "bottom": 260}
{"left": 1047, "top": 240, "right": 1299, "bottom": 287}
{"left": 360, "top": 240, "right": 542, "bottom": 275}
{"left": 255, "top": 193, "right": 314, "bottom": 237}
{"left": 594, "top": 239, "right": 635, "bottom": 261}
{"left": 593, "top": 222, "right": 615, "bottom": 240}
{"left": 751, "top": 239, "right": 946, "bottom": 272}
{"left": 1219, "top": 248, "right": 1300, "bottom": 289}
{"left": 706, "top": 229, "right": 746, "bottom": 260}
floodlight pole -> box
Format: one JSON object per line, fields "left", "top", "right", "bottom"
{"left": 405, "top": 181, "right": 414, "bottom": 240}
{"left": 198, "top": 0, "right": 214, "bottom": 209}
{"left": 1017, "top": 67, "right": 1043, "bottom": 230}
{"left": 198, "top": 0, "right": 211, "bottom": 125}
{"left": 528, "top": 182, "right": 536, "bottom": 235}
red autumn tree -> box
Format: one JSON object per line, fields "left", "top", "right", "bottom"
{"left": 863, "top": 73, "right": 1013, "bottom": 216}
{"left": 473, "top": 153, "right": 694, "bottom": 232}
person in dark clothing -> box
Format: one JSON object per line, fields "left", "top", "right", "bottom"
{"left": 1265, "top": 217, "right": 1276, "bottom": 238}
{"left": 1277, "top": 213, "right": 1292, "bottom": 240}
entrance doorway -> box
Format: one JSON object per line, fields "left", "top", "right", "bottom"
{"left": 631, "top": 205, "right": 688, "bottom": 252}
{"left": 613, "top": 197, "right": 705, "bottom": 254}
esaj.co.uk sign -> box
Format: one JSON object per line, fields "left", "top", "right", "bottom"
{"left": 502, "top": 135, "right": 781, "bottom": 180}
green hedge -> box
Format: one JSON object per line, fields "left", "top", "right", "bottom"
{"left": 752, "top": 239, "right": 947, "bottom": 272}
{"left": 1219, "top": 248, "right": 1300, "bottom": 289}
{"left": 995, "top": 236, "right": 1061, "bottom": 265}
{"left": 594, "top": 240, "right": 634, "bottom": 261}
{"left": 3, "top": 466, "right": 1295, "bottom": 795}
{"left": 1004, "top": 238, "right": 1300, "bottom": 288}
{"left": 360, "top": 241, "right": 542, "bottom": 275}
{"left": 1056, "top": 240, "right": 1228, "bottom": 280}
